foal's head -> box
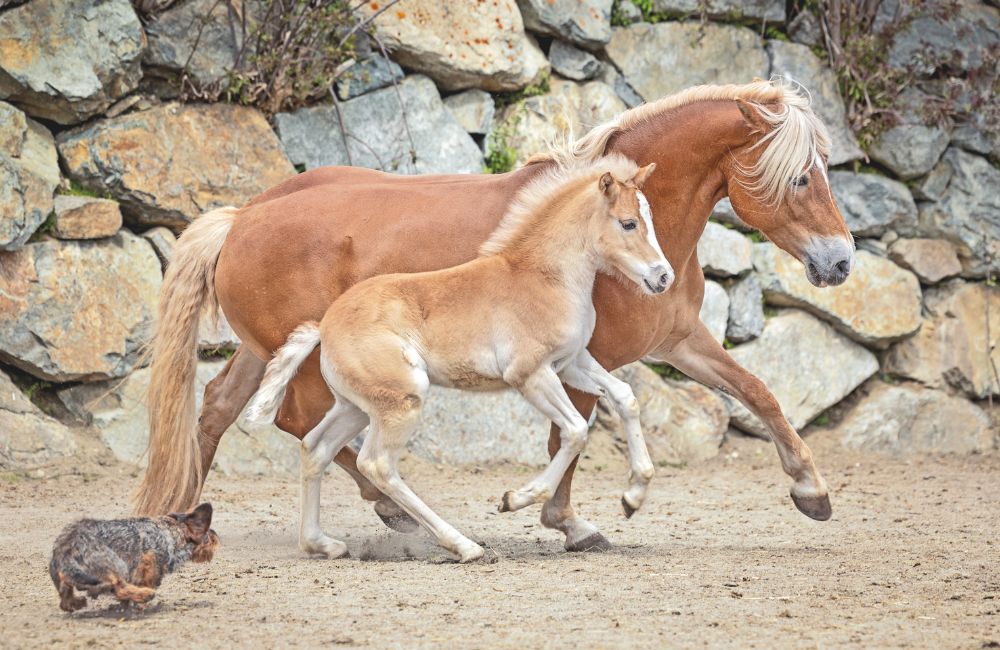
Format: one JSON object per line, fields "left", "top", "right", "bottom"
{"left": 725, "top": 90, "right": 854, "bottom": 287}
{"left": 591, "top": 163, "right": 674, "bottom": 295}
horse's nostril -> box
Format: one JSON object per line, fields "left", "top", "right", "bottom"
{"left": 835, "top": 259, "right": 851, "bottom": 275}
{"left": 659, "top": 273, "right": 671, "bottom": 287}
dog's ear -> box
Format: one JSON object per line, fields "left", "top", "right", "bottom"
{"left": 184, "top": 503, "right": 213, "bottom": 541}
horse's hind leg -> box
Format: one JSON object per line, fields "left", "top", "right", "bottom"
{"left": 197, "top": 346, "right": 266, "bottom": 477}
{"left": 537, "top": 389, "right": 611, "bottom": 552}
{"left": 298, "top": 399, "right": 369, "bottom": 558}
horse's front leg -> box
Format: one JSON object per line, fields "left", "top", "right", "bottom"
{"left": 653, "top": 322, "right": 831, "bottom": 520}
{"left": 561, "top": 350, "right": 655, "bottom": 519}
{"left": 537, "top": 388, "right": 611, "bottom": 552}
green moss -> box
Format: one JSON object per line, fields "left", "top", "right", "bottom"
{"left": 746, "top": 231, "right": 766, "bottom": 243}
{"left": 57, "top": 180, "right": 109, "bottom": 199}
{"left": 483, "top": 108, "right": 522, "bottom": 175}
{"left": 493, "top": 70, "right": 550, "bottom": 111}
{"left": 811, "top": 412, "right": 830, "bottom": 427}
{"left": 645, "top": 362, "right": 687, "bottom": 381}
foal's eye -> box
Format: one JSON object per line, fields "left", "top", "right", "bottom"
{"left": 792, "top": 175, "right": 809, "bottom": 188}
{"left": 621, "top": 220, "right": 638, "bottom": 231}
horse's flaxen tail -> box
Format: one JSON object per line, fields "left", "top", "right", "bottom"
{"left": 244, "top": 322, "right": 321, "bottom": 425}
{"left": 133, "top": 206, "right": 238, "bottom": 516}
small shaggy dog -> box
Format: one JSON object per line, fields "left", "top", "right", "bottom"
{"left": 49, "top": 502, "right": 219, "bottom": 611}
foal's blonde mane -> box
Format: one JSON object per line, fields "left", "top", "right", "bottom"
{"left": 530, "top": 78, "right": 831, "bottom": 205}
{"left": 479, "top": 154, "right": 640, "bottom": 257}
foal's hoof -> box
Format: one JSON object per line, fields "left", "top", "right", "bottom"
{"left": 621, "top": 496, "right": 637, "bottom": 519}
{"left": 791, "top": 491, "right": 832, "bottom": 521}
{"left": 498, "top": 491, "right": 514, "bottom": 513}
{"left": 374, "top": 501, "right": 420, "bottom": 534}
{"left": 565, "top": 531, "right": 612, "bottom": 553}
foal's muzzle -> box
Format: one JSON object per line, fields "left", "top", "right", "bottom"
{"left": 643, "top": 264, "right": 674, "bottom": 294}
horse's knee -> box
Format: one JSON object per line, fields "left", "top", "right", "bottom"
{"left": 561, "top": 419, "right": 589, "bottom": 452}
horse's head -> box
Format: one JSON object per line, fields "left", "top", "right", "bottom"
{"left": 593, "top": 162, "right": 674, "bottom": 295}
{"left": 725, "top": 90, "right": 854, "bottom": 287}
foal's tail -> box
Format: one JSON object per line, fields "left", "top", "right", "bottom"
{"left": 244, "top": 322, "right": 321, "bottom": 425}
{"left": 133, "top": 207, "right": 238, "bottom": 516}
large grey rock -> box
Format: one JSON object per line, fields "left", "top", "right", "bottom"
{"left": 364, "top": 2, "right": 548, "bottom": 92}
{"left": 753, "top": 244, "right": 923, "bottom": 349}
{"left": 726, "top": 274, "right": 765, "bottom": 343}
{"left": 409, "top": 388, "right": 549, "bottom": 465}
{"left": 0, "top": 102, "right": 59, "bottom": 250}
{"left": 276, "top": 75, "right": 483, "bottom": 174}
{"left": 884, "top": 280, "right": 1000, "bottom": 399}
{"left": 0, "top": 369, "right": 76, "bottom": 469}
{"left": 888, "top": 238, "right": 962, "bottom": 285}
{"left": 699, "top": 280, "right": 730, "bottom": 344}
{"left": 882, "top": 0, "right": 999, "bottom": 75}
{"left": 0, "top": 0, "right": 145, "bottom": 124}
{"left": 335, "top": 56, "right": 405, "bottom": 101}
{"left": 788, "top": 9, "right": 822, "bottom": 48}
{"left": 725, "top": 310, "right": 879, "bottom": 438}
{"left": 869, "top": 87, "right": 950, "bottom": 180}
{"left": 517, "top": 0, "right": 613, "bottom": 49}
{"left": 917, "top": 148, "right": 1000, "bottom": 278}
{"left": 443, "top": 89, "right": 495, "bottom": 136}
{"left": 0, "top": 232, "right": 161, "bottom": 382}
{"left": 595, "top": 363, "right": 728, "bottom": 466}
{"left": 829, "top": 170, "right": 918, "bottom": 238}
{"left": 711, "top": 197, "right": 751, "bottom": 232}
{"left": 493, "top": 78, "right": 625, "bottom": 166}
{"left": 697, "top": 221, "right": 752, "bottom": 278}
{"left": 606, "top": 22, "right": 768, "bottom": 101}
{"left": 766, "top": 41, "right": 863, "bottom": 166}
{"left": 51, "top": 195, "right": 122, "bottom": 240}
{"left": 58, "top": 361, "right": 299, "bottom": 475}
{"left": 549, "top": 40, "right": 603, "bottom": 81}
{"left": 596, "top": 65, "right": 643, "bottom": 108}
{"left": 143, "top": 0, "right": 246, "bottom": 88}
{"left": 57, "top": 103, "right": 294, "bottom": 230}
{"left": 839, "top": 382, "right": 996, "bottom": 455}
{"left": 651, "top": 0, "right": 785, "bottom": 23}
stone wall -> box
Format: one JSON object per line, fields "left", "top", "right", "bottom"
{"left": 0, "top": 0, "right": 996, "bottom": 476}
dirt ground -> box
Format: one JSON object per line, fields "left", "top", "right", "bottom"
{"left": 2, "top": 432, "right": 998, "bottom": 649}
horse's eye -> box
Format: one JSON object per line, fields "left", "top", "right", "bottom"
{"left": 793, "top": 175, "right": 809, "bottom": 188}
{"left": 621, "top": 220, "right": 637, "bottom": 231}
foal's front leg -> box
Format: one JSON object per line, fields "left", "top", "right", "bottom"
{"left": 499, "top": 367, "right": 592, "bottom": 513}
{"left": 560, "top": 351, "right": 655, "bottom": 518}
{"left": 653, "top": 322, "right": 832, "bottom": 520}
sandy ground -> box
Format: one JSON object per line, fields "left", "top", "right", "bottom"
{"left": 2, "top": 432, "right": 998, "bottom": 649}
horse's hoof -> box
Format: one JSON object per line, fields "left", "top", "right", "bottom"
{"left": 565, "top": 531, "right": 612, "bottom": 553}
{"left": 374, "top": 501, "right": 420, "bottom": 533}
{"left": 791, "top": 491, "right": 832, "bottom": 521}
{"left": 498, "top": 491, "right": 514, "bottom": 513}
{"left": 621, "top": 496, "right": 637, "bottom": 519}
{"left": 457, "top": 543, "right": 485, "bottom": 563}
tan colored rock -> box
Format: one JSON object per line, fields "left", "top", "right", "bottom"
{"left": 365, "top": 1, "right": 548, "bottom": 92}
{"left": 0, "top": 102, "right": 60, "bottom": 250}
{"left": 753, "top": 244, "right": 922, "bottom": 349}
{"left": 51, "top": 195, "right": 122, "bottom": 239}
{"left": 0, "top": 231, "right": 161, "bottom": 381}
{"left": 884, "top": 280, "right": 1000, "bottom": 398}
{"left": 495, "top": 78, "right": 626, "bottom": 165}
{"left": 596, "top": 363, "right": 728, "bottom": 466}
{"left": 888, "top": 238, "right": 962, "bottom": 284}
{"left": 725, "top": 310, "right": 879, "bottom": 438}
{"left": 838, "top": 381, "right": 995, "bottom": 455}
{"left": 0, "top": 369, "right": 76, "bottom": 469}
{"left": 57, "top": 103, "right": 295, "bottom": 230}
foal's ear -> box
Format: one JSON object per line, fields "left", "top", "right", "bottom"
{"left": 735, "top": 98, "right": 767, "bottom": 133}
{"left": 632, "top": 163, "right": 656, "bottom": 188}
{"left": 599, "top": 172, "right": 618, "bottom": 199}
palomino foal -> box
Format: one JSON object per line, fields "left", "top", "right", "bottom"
{"left": 245, "top": 156, "right": 672, "bottom": 562}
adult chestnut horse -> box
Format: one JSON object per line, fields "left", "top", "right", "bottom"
{"left": 136, "top": 80, "right": 855, "bottom": 553}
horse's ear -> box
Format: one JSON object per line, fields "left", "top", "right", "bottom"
{"left": 599, "top": 172, "right": 617, "bottom": 197}
{"left": 633, "top": 163, "right": 656, "bottom": 188}
{"left": 735, "top": 98, "right": 767, "bottom": 133}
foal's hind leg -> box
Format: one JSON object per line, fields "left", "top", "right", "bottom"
{"left": 298, "top": 399, "right": 370, "bottom": 558}
{"left": 500, "top": 367, "right": 591, "bottom": 513}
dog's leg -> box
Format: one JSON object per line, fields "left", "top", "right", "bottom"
{"left": 108, "top": 573, "right": 156, "bottom": 606}
{"left": 56, "top": 572, "right": 87, "bottom": 612}
{"left": 131, "top": 552, "right": 161, "bottom": 588}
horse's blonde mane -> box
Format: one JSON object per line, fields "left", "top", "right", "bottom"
{"left": 529, "top": 78, "right": 831, "bottom": 205}
{"left": 479, "top": 154, "right": 640, "bottom": 257}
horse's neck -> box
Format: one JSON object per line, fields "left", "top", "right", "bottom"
{"left": 610, "top": 101, "right": 738, "bottom": 266}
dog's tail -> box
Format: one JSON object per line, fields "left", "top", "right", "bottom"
{"left": 133, "top": 206, "right": 238, "bottom": 516}
{"left": 245, "top": 322, "right": 322, "bottom": 425}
